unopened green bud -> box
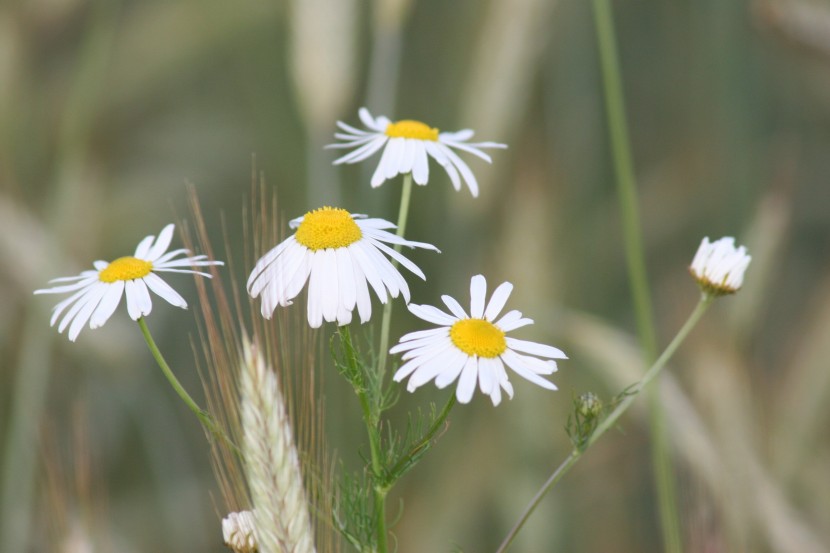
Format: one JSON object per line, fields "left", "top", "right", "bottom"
{"left": 578, "top": 392, "right": 602, "bottom": 418}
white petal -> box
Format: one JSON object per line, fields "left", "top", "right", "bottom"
{"left": 383, "top": 138, "right": 405, "bottom": 179}
{"left": 368, "top": 238, "right": 427, "bottom": 281}
{"left": 441, "top": 294, "right": 468, "bottom": 319}
{"left": 153, "top": 248, "right": 189, "bottom": 265}
{"left": 501, "top": 349, "right": 558, "bottom": 390}
{"left": 397, "top": 327, "right": 448, "bottom": 343}
{"left": 89, "top": 280, "right": 125, "bottom": 328}
{"left": 145, "top": 224, "right": 175, "bottom": 261}
{"left": 58, "top": 285, "right": 104, "bottom": 335}
{"left": 440, "top": 139, "right": 493, "bottom": 163}
{"left": 124, "top": 280, "right": 142, "bottom": 320}
{"left": 349, "top": 242, "right": 388, "bottom": 304}
{"left": 399, "top": 139, "right": 417, "bottom": 174}
{"left": 371, "top": 143, "right": 396, "bottom": 187}
{"left": 478, "top": 356, "right": 496, "bottom": 395}
{"left": 434, "top": 349, "right": 468, "bottom": 389}
{"left": 320, "top": 249, "right": 339, "bottom": 323}
{"left": 134, "top": 278, "right": 153, "bottom": 317}
{"left": 495, "top": 310, "right": 533, "bottom": 332}
{"left": 333, "top": 136, "right": 387, "bottom": 165}
{"left": 247, "top": 237, "right": 295, "bottom": 291}
{"left": 484, "top": 281, "right": 513, "bottom": 321}
{"left": 143, "top": 273, "right": 187, "bottom": 309}
{"left": 306, "top": 253, "right": 326, "bottom": 328}
{"left": 361, "top": 226, "right": 439, "bottom": 252}
{"left": 505, "top": 337, "right": 567, "bottom": 359}
{"left": 68, "top": 285, "right": 108, "bottom": 341}
{"left": 440, "top": 144, "right": 479, "bottom": 197}
{"left": 351, "top": 254, "right": 373, "bottom": 323}
{"left": 456, "top": 357, "right": 479, "bottom": 403}
{"left": 406, "top": 343, "right": 456, "bottom": 389}
{"left": 50, "top": 286, "right": 92, "bottom": 326}
{"left": 407, "top": 303, "right": 457, "bottom": 326}
{"left": 411, "top": 140, "right": 429, "bottom": 185}
{"left": 133, "top": 235, "right": 155, "bottom": 259}
{"left": 34, "top": 275, "right": 99, "bottom": 295}
{"left": 469, "top": 275, "right": 487, "bottom": 319}
{"left": 336, "top": 247, "right": 357, "bottom": 312}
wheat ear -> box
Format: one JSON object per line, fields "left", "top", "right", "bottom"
{"left": 241, "top": 339, "right": 316, "bottom": 553}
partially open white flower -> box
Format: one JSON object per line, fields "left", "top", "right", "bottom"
{"left": 689, "top": 236, "right": 751, "bottom": 296}
{"left": 222, "top": 510, "right": 257, "bottom": 553}
{"left": 34, "top": 224, "right": 223, "bottom": 341}
{"left": 247, "top": 206, "right": 439, "bottom": 328}
{"left": 327, "top": 107, "right": 507, "bottom": 197}
{"left": 391, "top": 275, "right": 566, "bottom": 406}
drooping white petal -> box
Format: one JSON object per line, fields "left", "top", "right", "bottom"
{"left": 68, "top": 285, "right": 108, "bottom": 342}
{"left": 89, "top": 281, "right": 125, "bottom": 329}
{"left": 143, "top": 273, "right": 187, "bottom": 309}
{"left": 456, "top": 357, "right": 479, "bottom": 403}
{"left": 501, "top": 349, "right": 558, "bottom": 390}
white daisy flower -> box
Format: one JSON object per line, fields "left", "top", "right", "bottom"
{"left": 327, "top": 107, "right": 507, "bottom": 197}
{"left": 34, "top": 224, "right": 223, "bottom": 341}
{"left": 391, "top": 274, "right": 566, "bottom": 406}
{"left": 222, "top": 510, "right": 258, "bottom": 553}
{"left": 689, "top": 236, "right": 751, "bottom": 296}
{"left": 247, "top": 206, "right": 439, "bottom": 328}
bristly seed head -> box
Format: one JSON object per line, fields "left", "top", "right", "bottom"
{"left": 385, "top": 119, "right": 439, "bottom": 141}
{"left": 295, "top": 207, "right": 363, "bottom": 251}
{"left": 450, "top": 318, "right": 507, "bottom": 358}
{"left": 98, "top": 256, "right": 153, "bottom": 283}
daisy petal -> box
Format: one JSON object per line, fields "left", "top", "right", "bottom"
{"left": 470, "top": 275, "right": 487, "bottom": 318}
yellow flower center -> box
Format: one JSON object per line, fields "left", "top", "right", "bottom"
{"left": 450, "top": 318, "right": 506, "bottom": 358}
{"left": 294, "top": 207, "right": 363, "bottom": 251}
{"left": 99, "top": 256, "right": 153, "bottom": 283}
{"left": 385, "top": 119, "right": 439, "bottom": 141}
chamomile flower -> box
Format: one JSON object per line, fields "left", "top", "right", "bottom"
{"left": 247, "top": 206, "right": 439, "bottom": 328}
{"left": 689, "top": 236, "right": 751, "bottom": 296}
{"left": 391, "top": 275, "right": 566, "bottom": 406}
{"left": 327, "top": 107, "right": 507, "bottom": 197}
{"left": 34, "top": 224, "right": 223, "bottom": 341}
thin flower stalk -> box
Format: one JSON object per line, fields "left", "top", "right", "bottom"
{"left": 241, "top": 339, "right": 316, "bottom": 553}
{"left": 376, "top": 172, "right": 413, "bottom": 387}
{"left": 137, "top": 317, "right": 230, "bottom": 445}
{"left": 496, "top": 296, "right": 713, "bottom": 553}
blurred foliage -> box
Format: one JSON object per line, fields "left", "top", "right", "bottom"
{"left": 2, "top": 0, "right": 830, "bottom": 551}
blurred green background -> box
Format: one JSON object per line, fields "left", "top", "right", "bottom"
{"left": 2, "top": 0, "right": 830, "bottom": 551}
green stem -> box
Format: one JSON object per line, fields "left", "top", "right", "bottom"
{"left": 590, "top": 1, "right": 681, "bottom": 550}
{"left": 137, "top": 318, "right": 231, "bottom": 449}
{"left": 339, "top": 326, "right": 388, "bottom": 553}
{"left": 496, "top": 297, "right": 712, "bottom": 553}
{"left": 376, "top": 173, "right": 414, "bottom": 388}
{"left": 385, "top": 394, "right": 457, "bottom": 483}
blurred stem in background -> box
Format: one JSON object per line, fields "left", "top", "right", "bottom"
{"left": 0, "top": 2, "right": 119, "bottom": 550}
{"left": 590, "top": 0, "right": 683, "bottom": 551}
{"left": 497, "top": 296, "right": 714, "bottom": 553}
{"left": 361, "top": 0, "right": 413, "bottom": 214}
